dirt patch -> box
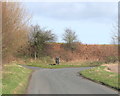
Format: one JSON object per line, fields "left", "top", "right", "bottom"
{"left": 102, "top": 63, "right": 119, "bottom": 74}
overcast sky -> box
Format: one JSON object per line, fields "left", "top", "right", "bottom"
{"left": 24, "top": 2, "right": 118, "bottom": 44}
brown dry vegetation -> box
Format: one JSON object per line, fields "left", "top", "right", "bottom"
{"left": 2, "top": 2, "right": 30, "bottom": 63}
{"left": 46, "top": 43, "right": 118, "bottom": 62}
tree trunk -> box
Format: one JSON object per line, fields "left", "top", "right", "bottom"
{"left": 35, "top": 51, "right": 36, "bottom": 60}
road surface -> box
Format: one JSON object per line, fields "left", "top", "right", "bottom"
{"left": 25, "top": 66, "right": 118, "bottom": 94}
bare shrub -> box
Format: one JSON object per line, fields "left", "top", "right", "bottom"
{"left": 2, "top": 2, "right": 30, "bottom": 63}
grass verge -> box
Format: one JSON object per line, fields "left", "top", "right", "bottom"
{"left": 2, "top": 62, "right": 32, "bottom": 94}
{"left": 24, "top": 60, "right": 104, "bottom": 69}
{"left": 80, "top": 66, "right": 120, "bottom": 90}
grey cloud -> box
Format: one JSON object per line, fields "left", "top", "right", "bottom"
{"left": 25, "top": 2, "right": 118, "bottom": 21}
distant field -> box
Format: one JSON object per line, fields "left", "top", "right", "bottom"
{"left": 80, "top": 66, "right": 120, "bottom": 90}
{"left": 2, "top": 62, "right": 32, "bottom": 94}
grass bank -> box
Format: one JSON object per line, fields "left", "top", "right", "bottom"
{"left": 24, "top": 59, "right": 104, "bottom": 69}
{"left": 80, "top": 66, "right": 120, "bottom": 90}
{"left": 2, "top": 62, "right": 32, "bottom": 94}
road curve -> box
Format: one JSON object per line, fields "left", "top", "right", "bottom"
{"left": 26, "top": 67, "right": 118, "bottom": 94}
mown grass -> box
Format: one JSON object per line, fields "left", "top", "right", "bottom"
{"left": 24, "top": 59, "right": 104, "bottom": 69}
{"left": 80, "top": 66, "right": 120, "bottom": 90}
{"left": 2, "top": 62, "right": 32, "bottom": 94}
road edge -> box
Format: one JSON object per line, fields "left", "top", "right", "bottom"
{"left": 25, "top": 70, "right": 35, "bottom": 94}
{"left": 79, "top": 73, "right": 119, "bottom": 94}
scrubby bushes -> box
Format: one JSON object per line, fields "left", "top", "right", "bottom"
{"left": 104, "top": 56, "right": 119, "bottom": 63}
{"left": 45, "top": 43, "right": 118, "bottom": 62}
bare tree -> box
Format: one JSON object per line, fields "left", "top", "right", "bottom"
{"left": 63, "top": 28, "right": 77, "bottom": 44}
{"left": 111, "top": 24, "right": 120, "bottom": 44}
{"left": 2, "top": 2, "right": 30, "bottom": 62}
{"left": 63, "top": 28, "right": 78, "bottom": 50}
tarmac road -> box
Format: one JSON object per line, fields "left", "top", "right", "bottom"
{"left": 26, "top": 66, "right": 118, "bottom": 94}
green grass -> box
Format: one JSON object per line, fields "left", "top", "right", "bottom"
{"left": 24, "top": 60, "right": 104, "bottom": 69}
{"left": 27, "top": 63, "right": 82, "bottom": 68}
{"left": 80, "top": 66, "right": 120, "bottom": 90}
{"left": 2, "top": 62, "right": 32, "bottom": 94}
